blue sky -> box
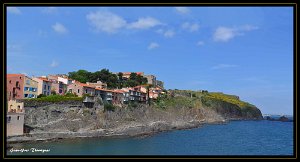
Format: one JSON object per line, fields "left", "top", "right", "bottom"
{"left": 7, "top": 6, "right": 293, "bottom": 115}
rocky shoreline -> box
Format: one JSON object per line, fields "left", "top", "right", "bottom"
{"left": 7, "top": 119, "right": 228, "bottom": 145}
{"left": 7, "top": 91, "right": 263, "bottom": 147}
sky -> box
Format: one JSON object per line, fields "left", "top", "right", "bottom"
{"left": 6, "top": 6, "right": 294, "bottom": 115}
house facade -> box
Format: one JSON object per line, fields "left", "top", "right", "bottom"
{"left": 33, "top": 77, "right": 52, "bottom": 96}
{"left": 134, "top": 86, "right": 147, "bottom": 102}
{"left": 112, "top": 90, "right": 125, "bottom": 105}
{"left": 7, "top": 74, "right": 25, "bottom": 100}
{"left": 95, "top": 88, "right": 113, "bottom": 103}
{"left": 7, "top": 100, "right": 25, "bottom": 136}
{"left": 67, "top": 82, "right": 95, "bottom": 97}
{"left": 23, "top": 76, "right": 38, "bottom": 98}
{"left": 86, "top": 81, "right": 107, "bottom": 89}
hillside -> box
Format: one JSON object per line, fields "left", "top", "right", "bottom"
{"left": 7, "top": 90, "right": 262, "bottom": 143}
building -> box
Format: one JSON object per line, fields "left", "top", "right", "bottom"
{"left": 7, "top": 100, "right": 25, "bottom": 136}
{"left": 7, "top": 74, "right": 38, "bottom": 100}
{"left": 144, "top": 75, "right": 157, "bottom": 87}
{"left": 23, "top": 76, "right": 38, "bottom": 98}
{"left": 127, "top": 88, "right": 141, "bottom": 102}
{"left": 119, "top": 88, "right": 130, "bottom": 103}
{"left": 33, "top": 77, "right": 52, "bottom": 96}
{"left": 67, "top": 81, "right": 95, "bottom": 97}
{"left": 48, "top": 75, "right": 67, "bottom": 95}
{"left": 51, "top": 81, "right": 67, "bottom": 95}
{"left": 156, "top": 80, "right": 164, "bottom": 89}
{"left": 134, "top": 86, "right": 147, "bottom": 102}
{"left": 86, "top": 81, "right": 107, "bottom": 89}
{"left": 95, "top": 88, "right": 113, "bottom": 104}
{"left": 115, "top": 72, "right": 144, "bottom": 80}
{"left": 112, "top": 90, "right": 125, "bottom": 105}
{"left": 48, "top": 75, "right": 74, "bottom": 85}
{"left": 7, "top": 74, "right": 25, "bottom": 100}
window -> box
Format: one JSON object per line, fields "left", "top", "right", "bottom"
{"left": 47, "top": 92, "right": 50, "bottom": 95}
{"left": 24, "top": 87, "right": 29, "bottom": 91}
{"left": 16, "top": 81, "right": 19, "bottom": 88}
{"left": 33, "top": 88, "right": 37, "bottom": 92}
{"left": 9, "top": 80, "right": 11, "bottom": 84}
{"left": 44, "top": 91, "right": 47, "bottom": 95}
{"left": 59, "top": 89, "right": 62, "bottom": 93}
{"left": 44, "top": 85, "right": 46, "bottom": 90}
{"left": 48, "top": 86, "right": 50, "bottom": 90}
{"left": 7, "top": 116, "right": 11, "bottom": 123}
{"left": 24, "top": 94, "right": 28, "bottom": 98}
{"left": 17, "top": 105, "right": 20, "bottom": 109}
{"left": 78, "top": 89, "right": 80, "bottom": 93}
{"left": 85, "top": 89, "right": 88, "bottom": 93}
{"left": 17, "top": 116, "right": 20, "bottom": 120}
{"left": 26, "top": 80, "right": 30, "bottom": 85}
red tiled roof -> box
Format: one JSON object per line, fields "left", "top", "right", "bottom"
{"left": 37, "top": 77, "right": 50, "bottom": 82}
{"left": 121, "top": 72, "right": 143, "bottom": 75}
{"left": 95, "top": 88, "right": 113, "bottom": 92}
{"left": 78, "top": 83, "right": 95, "bottom": 88}
{"left": 7, "top": 74, "right": 24, "bottom": 77}
{"left": 113, "top": 90, "right": 125, "bottom": 93}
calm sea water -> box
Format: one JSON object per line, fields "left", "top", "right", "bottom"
{"left": 7, "top": 120, "right": 293, "bottom": 156}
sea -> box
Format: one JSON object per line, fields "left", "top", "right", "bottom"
{"left": 7, "top": 119, "right": 294, "bottom": 156}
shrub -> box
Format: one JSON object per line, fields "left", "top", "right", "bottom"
{"left": 30, "top": 95, "right": 83, "bottom": 102}
{"left": 64, "top": 92, "right": 78, "bottom": 97}
{"left": 104, "top": 103, "right": 115, "bottom": 112}
{"left": 51, "top": 90, "right": 57, "bottom": 95}
{"left": 37, "top": 94, "right": 47, "bottom": 98}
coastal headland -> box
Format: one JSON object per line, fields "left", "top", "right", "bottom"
{"left": 7, "top": 90, "right": 263, "bottom": 144}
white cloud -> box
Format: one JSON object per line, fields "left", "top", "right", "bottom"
{"left": 197, "top": 41, "right": 204, "bottom": 46}
{"left": 50, "top": 60, "right": 59, "bottom": 67}
{"left": 148, "top": 42, "right": 159, "bottom": 50}
{"left": 52, "top": 22, "right": 68, "bottom": 34}
{"left": 42, "top": 7, "right": 58, "bottom": 14}
{"left": 156, "top": 29, "right": 175, "bottom": 38}
{"left": 213, "top": 25, "right": 258, "bottom": 42}
{"left": 128, "top": 17, "right": 162, "bottom": 29}
{"left": 174, "top": 7, "right": 190, "bottom": 14}
{"left": 164, "top": 30, "right": 175, "bottom": 38}
{"left": 86, "top": 11, "right": 127, "bottom": 34}
{"left": 7, "top": 7, "right": 21, "bottom": 14}
{"left": 182, "top": 22, "right": 199, "bottom": 32}
{"left": 211, "top": 64, "right": 238, "bottom": 70}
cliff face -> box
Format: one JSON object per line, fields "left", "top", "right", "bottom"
{"left": 201, "top": 97, "right": 263, "bottom": 120}
{"left": 8, "top": 90, "right": 262, "bottom": 142}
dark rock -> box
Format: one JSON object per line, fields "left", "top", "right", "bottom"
{"left": 279, "top": 116, "right": 290, "bottom": 122}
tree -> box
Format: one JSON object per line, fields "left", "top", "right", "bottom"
{"left": 51, "top": 90, "right": 57, "bottom": 95}
{"left": 68, "top": 70, "right": 92, "bottom": 83}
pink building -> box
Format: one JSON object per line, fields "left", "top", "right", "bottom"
{"left": 67, "top": 81, "right": 95, "bottom": 97}
{"left": 7, "top": 74, "right": 24, "bottom": 100}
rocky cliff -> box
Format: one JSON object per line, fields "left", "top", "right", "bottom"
{"left": 7, "top": 90, "right": 263, "bottom": 143}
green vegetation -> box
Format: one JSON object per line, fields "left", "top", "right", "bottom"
{"left": 51, "top": 90, "right": 57, "bottom": 95}
{"left": 202, "top": 92, "right": 255, "bottom": 109}
{"left": 104, "top": 103, "right": 116, "bottom": 111}
{"left": 37, "top": 94, "right": 47, "bottom": 98}
{"left": 64, "top": 92, "right": 78, "bottom": 97}
{"left": 28, "top": 95, "right": 83, "bottom": 102}
{"left": 68, "top": 69, "right": 148, "bottom": 89}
